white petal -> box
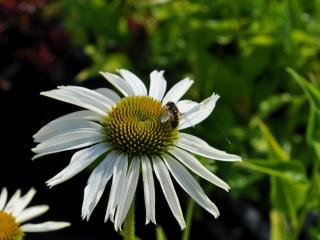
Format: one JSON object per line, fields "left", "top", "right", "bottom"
{"left": 100, "top": 72, "right": 135, "bottom": 97}
{"left": 4, "top": 189, "right": 21, "bottom": 214}
{"left": 152, "top": 156, "right": 186, "bottom": 229}
{"left": 163, "top": 154, "right": 219, "bottom": 218}
{"left": 59, "top": 86, "right": 114, "bottom": 107}
{"left": 16, "top": 205, "right": 49, "bottom": 223}
{"left": 162, "top": 78, "right": 194, "bottom": 104}
{"left": 115, "top": 157, "right": 140, "bottom": 231}
{"left": 179, "top": 132, "right": 210, "bottom": 146}
{"left": 105, "top": 153, "right": 128, "bottom": 222}
{"left": 118, "top": 69, "right": 147, "bottom": 96}
{"left": 177, "top": 137, "right": 241, "bottom": 161}
{"left": 34, "top": 120, "right": 103, "bottom": 143}
{"left": 33, "top": 110, "right": 102, "bottom": 141}
{"left": 179, "top": 132, "right": 241, "bottom": 162}
{"left": 82, "top": 151, "right": 118, "bottom": 220}
{"left": 141, "top": 156, "right": 156, "bottom": 224}
{"left": 41, "top": 87, "right": 110, "bottom": 116}
{"left": 176, "top": 100, "right": 199, "bottom": 113}
{"left": 179, "top": 93, "right": 219, "bottom": 129}
{"left": 42, "top": 110, "right": 101, "bottom": 123}
{"left": 32, "top": 130, "right": 104, "bottom": 160}
{"left": 12, "top": 188, "right": 36, "bottom": 217}
{"left": 170, "top": 147, "right": 230, "bottom": 191}
{"left": 46, "top": 143, "right": 109, "bottom": 187}
{"left": 95, "top": 88, "right": 121, "bottom": 104}
{"left": 21, "top": 221, "right": 70, "bottom": 232}
{"left": 149, "top": 70, "right": 167, "bottom": 101}
{"left": 0, "top": 187, "right": 8, "bottom": 211}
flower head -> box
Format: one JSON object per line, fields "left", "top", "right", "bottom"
{"left": 32, "top": 69, "right": 241, "bottom": 230}
{"left": 0, "top": 188, "right": 70, "bottom": 240}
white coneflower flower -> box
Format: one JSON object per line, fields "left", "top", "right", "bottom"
{"left": 0, "top": 188, "right": 70, "bottom": 240}
{"left": 32, "top": 69, "right": 241, "bottom": 230}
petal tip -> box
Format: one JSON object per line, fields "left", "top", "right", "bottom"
{"left": 99, "top": 71, "right": 110, "bottom": 78}
{"left": 45, "top": 181, "right": 55, "bottom": 189}
{"left": 31, "top": 147, "right": 37, "bottom": 152}
{"left": 57, "top": 222, "right": 71, "bottom": 229}
{"left": 211, "top": 93, "right": 220, "bottom": 100}
{"left": 28, "top": 187, "right": 37, "bottom": 195}
{"left": 180, "top": 224, "right": 187, "bottom": 230}
{"left": 40, "top": 91, "right": 48, "bottom": 96}
{"left": 64, "top": 222, "right": 71, "bottom": 227}
{"left": 31, "top": 154, "right": 41, "bottom": 161}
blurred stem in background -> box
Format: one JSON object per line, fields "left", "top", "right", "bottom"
{"left": 181, "top": 196, "right": 195, "bottom": 240}
{"left": 291, "top": 161, "right": 320, "bottom": 240}
{"left": 123, "top": 200, "right": 136, "bottom": 240}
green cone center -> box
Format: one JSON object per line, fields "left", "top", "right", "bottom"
{"left": 103, "top": 96, "right": 179, "bottom": 156}
{"left": 0, "top": 211, "right": 23, "bottom": 240}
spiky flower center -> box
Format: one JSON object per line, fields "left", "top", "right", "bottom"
{"left": 0, "top": 211, "right": 23, "bottom": 240}
{"left": 104, "top": 96, "right": 179, "bottom": 156}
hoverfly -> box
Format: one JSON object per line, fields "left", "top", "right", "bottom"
{"left": 160, "top": 101, "right": 180, "bottom": 129}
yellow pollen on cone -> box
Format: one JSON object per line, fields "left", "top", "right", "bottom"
{"left": 104, "top": 96, "right": 179, "bottom": 156}
{"left": 0, "top": 211, "right": 22, "bottom": 240}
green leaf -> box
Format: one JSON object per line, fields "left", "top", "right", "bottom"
{"left": 309, "top": 227, "right": 320, "bottom": 240}
{"left": 287, "top": 68, "right": 320, "bottom": 112}
{"left": 313, "top": 142, "right": 320, "bottom": 161}
{"left": 307, "top": 106, "right": 320, "bottom": 161}
{"left": 270, "top": 209, "right": 289, "bottom": 240}
{"left": 239, "top": 160, "right": 308, "bottom": 184}
{"left": 305, "top": 171, "right": 320, "bottom": 211}
{"left": 248, "top": 34, "right": 275, "bottom": 46}
{"left": 75, "top": 45, "right": 130, "bottom": 82}
{"left": 244, "top": 116, "right": 310, "bottom": 228}
{"left": 258, "top": 93, "right": 291, "bottom": 119}
{"left": 240, "top": 159, "right": 309, "bottom": 227}
{"left": 156, "top": 226, "right": 168, "bottom": 240}
{"left": 256, "top": 119, "right": 289, "bottom": 161}
{"left": 271, "top": 177, "right": 308, "bottom": 228}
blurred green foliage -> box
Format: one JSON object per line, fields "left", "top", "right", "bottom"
{"left": 54, "top": 0, "right": 320, "bottom": 239}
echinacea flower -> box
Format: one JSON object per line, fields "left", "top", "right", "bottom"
{"left": 32, "top": 69, "right": 241, "bottom": 230}
{"left": 0, "top": 188, "right": 70, "bottom": 240}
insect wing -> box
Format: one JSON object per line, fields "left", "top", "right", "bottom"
{"left": 161, "top": 111, "right": 171, "bottom": 123}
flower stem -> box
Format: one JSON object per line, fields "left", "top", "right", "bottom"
{"left": 290, "top": 160, "right": 320, "bottom": 240}
{"left": 123, "top": 199, "right": 135, "bottom": 240}
{"left": 182, "top": 198, "right": 195, "bottom": 240}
